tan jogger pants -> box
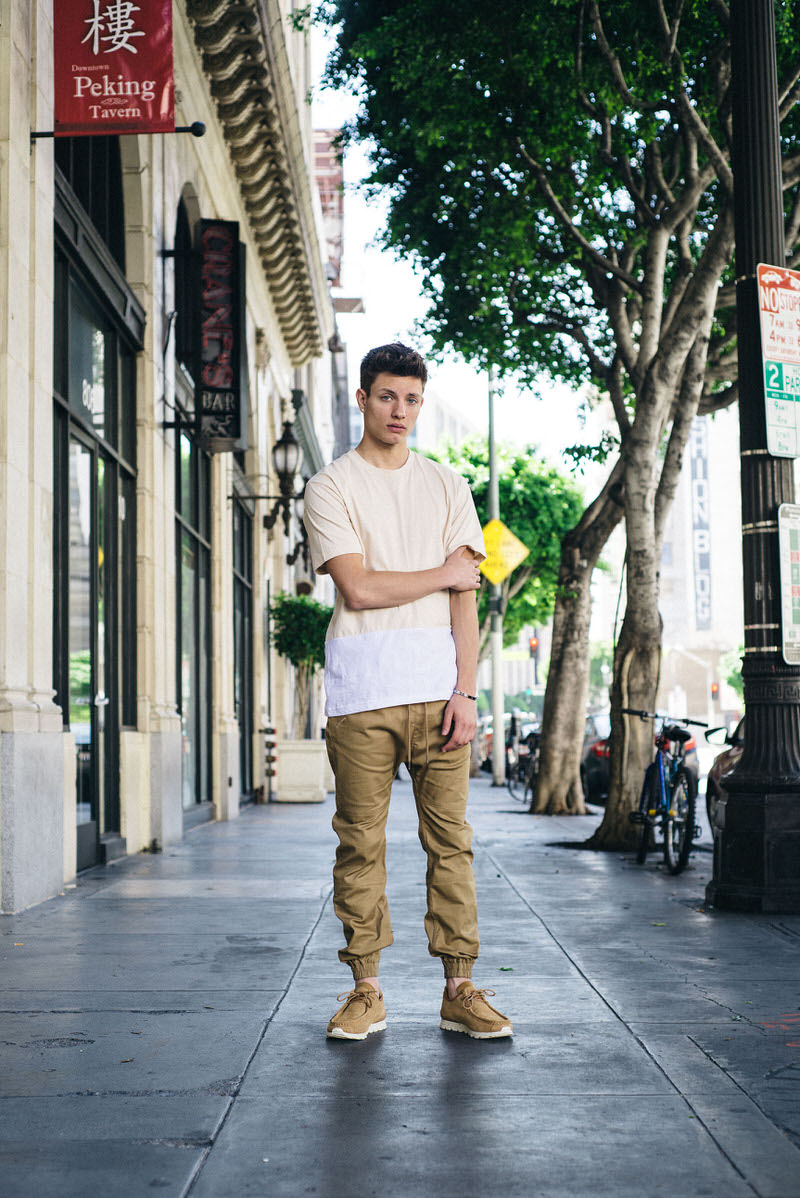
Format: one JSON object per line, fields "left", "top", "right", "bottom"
{"left": 324, "top": 700, "right": 479, "bottom": 980}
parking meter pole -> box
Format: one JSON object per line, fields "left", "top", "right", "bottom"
{"left": 706, "top": 0, "right": 800, "bottom": 912}
{"left": 488, "top": 368, "right": 505, "bottom": 786}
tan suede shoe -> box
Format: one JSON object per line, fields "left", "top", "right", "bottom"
{"left": 326, "top": 982, "right": 387, "bottom": 1040}
{"left": 440, "top": 982, "right": 513, "bottom": 1039}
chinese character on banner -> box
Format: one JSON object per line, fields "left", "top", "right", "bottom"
{"left": 54, "top": 0, "right": 174, "bottom": 136}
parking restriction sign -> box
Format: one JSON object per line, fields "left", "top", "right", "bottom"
{"left": 778, "top": 503, "right": 800, "bottom": 664}
{"left": 757, "top": 263, "right": 800, "bottom": 457}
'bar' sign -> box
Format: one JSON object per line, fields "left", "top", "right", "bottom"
{"left": 196, "top": 219, "right": 248, "bottom": 452}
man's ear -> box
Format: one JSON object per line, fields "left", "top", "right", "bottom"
{"left": 356, "top": 387, "right": 367, "bottom": 412}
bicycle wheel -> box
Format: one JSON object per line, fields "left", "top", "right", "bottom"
{"left": 636, "top": 765, "right": 658, "bottom": 864}
{"left": 664, "top": 768, "right": 695, "bottom": 875}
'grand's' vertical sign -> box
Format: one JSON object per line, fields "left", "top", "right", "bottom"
{"left": 54, "top": 1, "right": 174, "bottom": 136}
{"left": 196, "top": 220, "right": 247, "bottom": 451}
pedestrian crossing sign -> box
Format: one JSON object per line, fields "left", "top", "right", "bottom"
{"left": 480, "top": 519, "right": 529, "bottom": 586}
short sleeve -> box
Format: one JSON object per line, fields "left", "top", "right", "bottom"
{"left": 445, "top": 476, "right": 486, "bottom": 561}
{"left": 303, "top": 471, "right": 363, "bottom": 574}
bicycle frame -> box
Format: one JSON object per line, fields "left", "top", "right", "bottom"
{"left": 642, "top": 731, "right": 683, "bottom": 817}
{"left": 624, "top": 707, "right": 706, "bottom": 875}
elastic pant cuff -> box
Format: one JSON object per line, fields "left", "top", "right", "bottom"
{"left": 350, "top": 953, "right": 381, "bottom": 980}
{"left": 440, "top": 956, "right": 475, "bottom": 979}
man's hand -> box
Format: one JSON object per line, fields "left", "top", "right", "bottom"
{"left": 442, "top": 548, "right": 481, "bottom": 592}
{"left": 441, "top": 693, "right": 477, "bottom": 752}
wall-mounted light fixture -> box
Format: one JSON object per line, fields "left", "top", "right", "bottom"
{"left": 263, "top": 421, "right": 304, "bottom": 538}
{"left": 254, "top": 420, "right": 310, "bottom": 568}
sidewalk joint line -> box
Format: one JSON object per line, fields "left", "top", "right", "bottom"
{"left": 182, "top": 878, "right": 334, "bottom": 1197}
{"left": 479, "top": 839, "right": 763, "bottom": 1196}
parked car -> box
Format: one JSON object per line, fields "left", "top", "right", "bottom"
{"left": 705, "top": 717, "right": 745, "bottom": 828}
{"left": 580, "top": 711, "right": 700, "bottom": 804}
{"left": 580, "top": 712, "right": 611, "bottom": 802}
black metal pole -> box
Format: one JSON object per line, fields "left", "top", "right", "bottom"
{"left": 706, "top": 0, "right": 800, "bottom": 911}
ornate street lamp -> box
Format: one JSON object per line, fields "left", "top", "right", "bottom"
{"left": 263, "top": 421, "right": 305, "bottom": 539}
{"left": 246, "top": 418, "right": 310, "bottom": 569}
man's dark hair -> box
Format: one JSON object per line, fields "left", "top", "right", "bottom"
{"left": 359, "top": 342, "right": 428, "bottom": 395}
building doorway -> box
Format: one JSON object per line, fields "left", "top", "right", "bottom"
{"left": 233, "top": 495, "right": 254, "bottom": 800}
{"left": 53, "top": 138, "right": 141, "bottom": 870}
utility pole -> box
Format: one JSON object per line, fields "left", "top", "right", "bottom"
{"left": 488, "top": 368, "right": 505, "bottom": 786}
{"left": 707, "top": 0, "right": 800, "bottom": 911}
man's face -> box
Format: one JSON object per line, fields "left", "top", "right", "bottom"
{"left": 357, "top": 372, "right": 425, "bottom": 448}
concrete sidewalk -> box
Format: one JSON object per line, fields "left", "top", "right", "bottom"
{"left": 1, "top": 774, "right": 799, "bottom": 1198}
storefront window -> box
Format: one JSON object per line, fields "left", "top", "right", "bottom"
{"left": 176, "top": 425, "right": 212, "bottom": 815}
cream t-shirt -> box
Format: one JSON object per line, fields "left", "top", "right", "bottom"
{"left": 303, "top": 449, "right": 485, "bottom": 716}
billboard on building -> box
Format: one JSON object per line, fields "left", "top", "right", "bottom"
{"left": 54, "top": 0, "right": 174, "bottom": 136}
{"left": 690, "top": 417, "right": 712, "bottom": 631}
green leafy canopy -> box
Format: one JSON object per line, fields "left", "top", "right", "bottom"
{"left": 427, "top": 439, "right": 583, "bottom": 650}
{"left": 321, "top": 0, "right": 800, "bottom": 413}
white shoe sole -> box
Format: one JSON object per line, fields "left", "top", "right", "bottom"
{"left": 440, "top": 1018, "right": 513, "bottom": 1039}
{"left": 326, "top": 1019, "right": 387, "bottom": 1041}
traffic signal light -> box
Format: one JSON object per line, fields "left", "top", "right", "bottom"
{"left": 528, "top": 636, "right": 539, "bottom": 658}
{"left": 711, "top": 681, "right": 720, "bottom": 701}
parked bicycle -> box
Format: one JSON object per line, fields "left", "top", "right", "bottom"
{"left": 624, "top": 708, "right": 706, "bottom": 874}
{"left": 507, "top": 729, "right": 541, "bottom": 805}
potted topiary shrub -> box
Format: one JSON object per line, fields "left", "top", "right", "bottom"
{"left": 270, "top": 591, "right": 333, "bottom": 802}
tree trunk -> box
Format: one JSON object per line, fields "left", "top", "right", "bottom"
{"left": 587, "top": 570, "right": 663, "bottom": 848}
{"left": 588, "top": 238, "right": 732, "bottom": 849}
{"left": 533, "top": 460, "right": 625, "bottom": 814}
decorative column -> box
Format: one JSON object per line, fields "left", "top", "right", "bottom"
{"left": 706, "top": 0, "right": 800, "bottom": 911}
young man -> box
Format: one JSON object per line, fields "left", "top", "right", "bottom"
{"left": 303, "top": 342, "right": 512, "bottom": 1041}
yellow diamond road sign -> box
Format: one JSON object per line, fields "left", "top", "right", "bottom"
{"left": 480, "top": 518, "right": 529, "bottom": 586}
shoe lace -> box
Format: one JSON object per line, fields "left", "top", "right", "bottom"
{"left": 461, "top": 987, "right": 496, "bottom": 1009}
{"left": 336, "top": 988, "right": 376, "bottom": 1013}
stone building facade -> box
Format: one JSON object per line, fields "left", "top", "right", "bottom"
{"left": 0, "top": 0, "right": 335, "bottom": 911}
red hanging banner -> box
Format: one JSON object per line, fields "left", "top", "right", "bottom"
{"left": 53, "top": 1, "right": 174, "bottom": 136}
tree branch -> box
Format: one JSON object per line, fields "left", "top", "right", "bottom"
{"left": 779, "top": 63, "right": 800, "bottom": 119}
{"left": 786, "top": 185, "right": 800, "bottom": 252}
{"left": 654, "top": 331, "right": 710, "bottom": 545}
{"left": 516, "top": 140, "right": 642, "bottom": 291}
{"left": 664, "top": 159, "right": 720, "bottom": 229}
{"left": 608, "top": 356, "right": 632, "bottom": 438}
{"left": 698, "top": 380, "right": 738, "bottom": 414}
{"left": 586, "top": 0, "right": 634, "bottom": 103}
{"left": 673, "top": 86, "right": 733, "bottom": 196}
{"left": 652, "top": 0, "right": 685, "bottom": 61}
{"left": 606, "top": 286, "right": 637, "bottom": 377}
{"left": 783, "top": 153, "right": 800, "bottom": 190}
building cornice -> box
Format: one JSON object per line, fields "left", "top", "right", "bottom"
{"left": 185, "top": 0, "right": 333, "bottom": 365}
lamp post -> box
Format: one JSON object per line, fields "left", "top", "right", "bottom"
{"left": 488, "top": 368, "right": 505, "bottom": 787}
{"left": 706, "top": 0, "right": 800, "bottom": 912}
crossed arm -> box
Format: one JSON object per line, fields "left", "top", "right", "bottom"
{"left": 325, "top": 546, "right": 481, "bottom": 752}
